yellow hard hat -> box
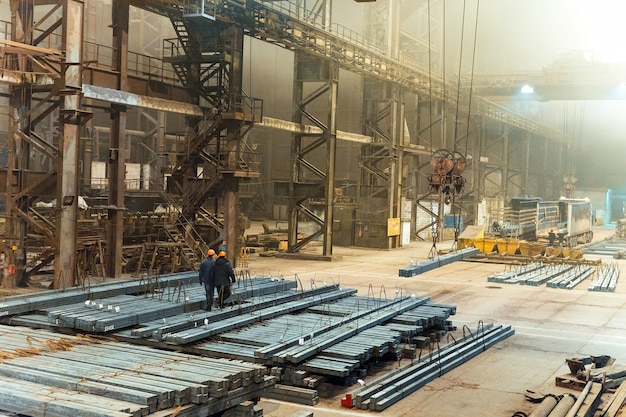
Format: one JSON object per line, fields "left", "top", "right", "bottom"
{"left": 207, "top": 249, "right": 216, "bottom": 256}
{"left": 218, "top": 251, "right": 226, "bottom": 257}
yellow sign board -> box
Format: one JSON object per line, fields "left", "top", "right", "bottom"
{"left": 387, "top": 218, "right": 400, "bottom": 237}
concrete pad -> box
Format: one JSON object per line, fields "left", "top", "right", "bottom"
{"left": 247, "top": 228, "right": 626, "bottom": 416}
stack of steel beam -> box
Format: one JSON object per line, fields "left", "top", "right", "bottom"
{"left": 583, "top": 240, "right": 626, "bottom": 257}
{"left": 487, "top": 262, "right": 597, "bottom": 289}
{"left": 398, "top": 248, "right": 479, "bottom": 277}
{"left": 588, "top": 264, "right": 620, "bottom": 292}
{"left": 36, "top": 276, "right": 297, "bottom": 333}
{"left": 521, "top": 264, "right": 574, "bottom": 286}
{"left": 0, "top": 275, "right": 469, "bottom": 413}
{"left": 0, "top": 272, "right": 197, "bottom": 317}
{"left": 193, "top": 296, "right": 458, "bottom": 384}
{"left": 306, "top": 296, "right": 391, "bottom": 316}
{"left": 349, "top": 324, "right": 515, "bottom": 411}
{"left": 0, "top": 326, "right": 273, "bottom": 416}
{"left": 487, "top": 263, "right": 546, "bottom": 284}
{"left": 263, "top": 384, "right": 319, "bottom": 406}
{"left": 126, "top": 283, "right": 331, "bottom": 342}
{"left": 162, "top": 286, "right": 356, "bottom": 346}
{"left": 546, "top": 265, "right": 594, "bottom": 289}
{"left": 299, "top": 326, "right": 403, "bottom": 378}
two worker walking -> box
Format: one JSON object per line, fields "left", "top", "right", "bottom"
{"left": 198, "top": 249, "right": 236, "bottom": 310}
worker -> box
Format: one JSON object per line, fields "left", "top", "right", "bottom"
{"left": 213, "top": 251, "right": 236, "bottom": 309}
{"left": 198, "top": 249, "right": 216, "bottom": 311}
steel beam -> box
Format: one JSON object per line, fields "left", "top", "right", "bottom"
{"left": 82, "top": 84, "right": 203, "bottom": 116}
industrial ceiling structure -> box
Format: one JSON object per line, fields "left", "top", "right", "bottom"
{"left": 0, "top": 0, "right": 592, "bottom": 290}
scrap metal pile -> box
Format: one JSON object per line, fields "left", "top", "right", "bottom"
{"left": 0, "top": 273, "right": 513, "bottom": 415}
{"left": 517, "top": 355, "right": 626, "bottom": 417}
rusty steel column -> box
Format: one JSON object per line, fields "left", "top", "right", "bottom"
{"left": 4, "top": 0, "right": 33, "bottom": 289}
{"left": 223, "top": 25, "right": 244, "bottom": 264}
{"left": 53, "top": 0, "right": 84, "bottom": 289}
{"left": 324, "top": 63, "right": 338, "bottom": 257}
{"left": 156, "top": 111, "right": 166, "bottom": 185}
{"left": 223, "top": 175, "right": 238, "bottom": 262}
{"left": 388, "top": 86, "right": 405, "bottom": 249}
{"left": 106, "top": 0, "right": 129, "bottom": 278}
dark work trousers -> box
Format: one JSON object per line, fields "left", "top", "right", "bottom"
{"left": 203, "top": 283, "right": 215, "bottom": 310}
{"left": 217, "top": 286, "right": 232, "bottom": 308}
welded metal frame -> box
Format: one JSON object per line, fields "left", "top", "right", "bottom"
{"left": 288, "top": 51, "right": 338, "bottom": 256}
{"left": 4, "top": 0, "right": 90, "bottom": 289}
{"left": 0, "top": 0, "right": 573, "bottom": 288}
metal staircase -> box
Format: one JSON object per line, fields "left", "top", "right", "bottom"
{"left": 163, "top": 223, "right": 201, "bottom": 270}
{"left": 159, "top": 190, "right": 210, "bottom": 267}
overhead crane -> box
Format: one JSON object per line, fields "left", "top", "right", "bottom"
{"left": 1, "top": 0, "right": 565, "bottom": 289}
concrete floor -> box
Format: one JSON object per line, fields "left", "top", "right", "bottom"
{"left": 240, "top": 226, "right": 626, "bottom": 417}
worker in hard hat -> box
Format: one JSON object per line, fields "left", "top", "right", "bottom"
{"left": 213, "top": 251, "right": 236, "bottom": 309}
{"left": 198, "top": 249, "right": 216, "bottom": 311}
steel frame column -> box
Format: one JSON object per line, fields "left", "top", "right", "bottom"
{"left": 505, "top": 129, "right": 525, "bottom": 197}
{"left": 5, "top": 0, "right": 33, "bottom": 288}
{"left": 221, "top": 24, "right": 245, "bottom": 264}
{"left": 483, "top": 124, "right": 508, "bottom": 199}
{"left": 52, "top": 0, "right": 84, "bottom": 288}
{"left": 105, "top": 0, "right": 129, "bottom": 279}
{"left": 389, "top": 86, "right": 404, "bottom": 249}
{"left": 288, "top": 52, "right": 338, "bottom": 257}
{"left": 522, "top": 132, "right": 530, "bottom": 195}
{"left": 359, "top": 80, "right": 405, "bottom": 249}
{"left": 473, "top": 115, "right": 486, "bottom": 224}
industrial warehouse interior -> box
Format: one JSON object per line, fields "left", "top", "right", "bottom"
{"left": 2, "top": 0, "right": 626, "bottom": 416}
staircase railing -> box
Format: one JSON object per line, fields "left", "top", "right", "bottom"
{"left": 158, "top": 181, "right": 210, "bottom": 261}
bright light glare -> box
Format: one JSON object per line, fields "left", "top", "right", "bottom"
{"left": 575, "top": 2, "right": 626, "bottom": 62}
{"left": 521, "top": 84, "right": 534, "bottom": 94}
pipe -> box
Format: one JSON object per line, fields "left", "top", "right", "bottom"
{"left": 528, "top": 394, "right": 558, "bottom": 417}
{"left": 565, "top": 381, "right": 591, "bottom": 417}
{"left": 547, "top": 394, "right": 576, "bottom": 417}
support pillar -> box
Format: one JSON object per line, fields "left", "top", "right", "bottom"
{"left": 288, "top": 53, "right": 338, "bottom": 257}
{"left": 223, "top": 175, "right": 238, "bottom": 260}
{"left": 502, "top": 124, "right": 510, "bottom": 200}
{"left": 4, "top": 0, "right": 33, "bottom": 288}
{"left": 106, "top": 0, "right": 129, "bottom": 278}
{"left": 53, "top": 0, "right": 84, "bottom": 289}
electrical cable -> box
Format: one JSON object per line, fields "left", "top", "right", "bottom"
{"left": 447, "top": 0, "right": 469, "bottom": 251}
{"left": 427, "top": 0, "right": 438, "bottom": 259}
{"left": 452, "top": 0, "right": 468, "bottom": 154}
{"left": 451, "top": 0, "right": 481, "bottom": 247}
